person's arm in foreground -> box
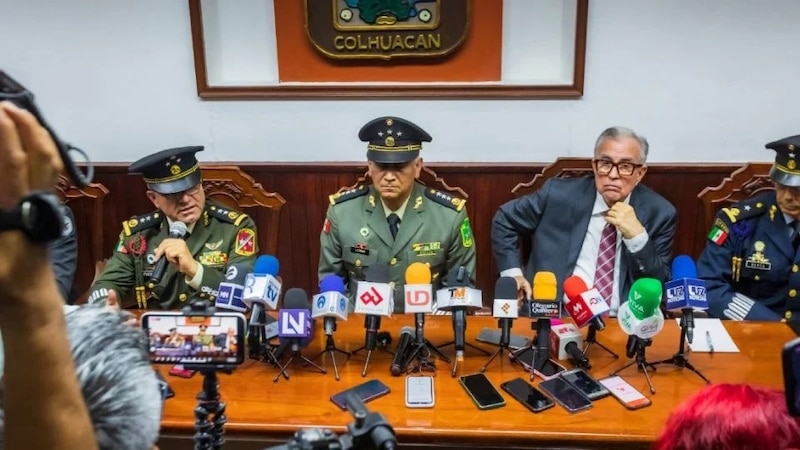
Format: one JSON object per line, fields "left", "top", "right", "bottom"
{"left": 0, "top": 101, "right": 97, "bottom": 449}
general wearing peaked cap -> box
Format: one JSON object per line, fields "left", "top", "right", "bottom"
{"left": 766, "top": 135, "right": 800, "bottom": 187}
{"left": 359, "top": 116, "right": 432, "bottom": 164}
{"left": 128, "top": 146, "right": 204, "bottom": 195}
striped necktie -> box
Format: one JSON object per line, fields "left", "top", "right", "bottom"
{"left": 594, "top": 222, "right": 617, "bottom": 305}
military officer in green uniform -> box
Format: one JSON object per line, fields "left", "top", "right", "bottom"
{"left": 88, "top": 146, "right": 258, "bottom": 310}
{"left": 318, "top": 116, "right": 477, "bottom": 313}
{"left": 698, "top": 135, "right": 800, "bottom": 321}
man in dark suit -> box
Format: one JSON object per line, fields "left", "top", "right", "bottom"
{"left": 698, "top": 135, "right": 800, "bottom": 321}
{"left": 491, "top": 126, "right": 676, "bottom": 316}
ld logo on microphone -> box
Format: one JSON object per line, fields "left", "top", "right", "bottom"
{"left": 406, "top": 290, "right": 431, "bottom": 306}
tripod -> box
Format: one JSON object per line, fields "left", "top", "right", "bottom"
{"left": 480, "top": 318, "right": 513, "bottom": 372}
{"left": 609, "top": 336, "right": 657, "bottom": 394}
{"left": 352, "top": 315, "right": 393, "bottom": 377}
{"left": 510, "top": 318, "right": 551, "bottom": 381}
{"left": 273, "top": 339, "right": 327, "bottom": 382}
{"left": 193, "top": 369, "right": 229, "bottom": 450}
{"left": 651, "top": 313, "right": 711, "bottom": 385}
{"left": 404, "top": 313, "right": 450, "bottom": 374}
{"left": 583, "top": 322, "right": 619, "bottom": 359}
{"left": 307, "top": 318, "right": 351, "bottom": 381}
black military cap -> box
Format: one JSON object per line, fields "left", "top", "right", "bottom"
{"left": 766, "top": 135, "right": 800, "bottom": 187}
{"left": 128, "top": 146, "right": 203, "bottom": 195}
{"left": 359, "top": 116, "right": 432, "bottom": 164}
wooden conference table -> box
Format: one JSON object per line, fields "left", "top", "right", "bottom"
{"left": 156, "top": 316, "right": 792, "bottom": 450}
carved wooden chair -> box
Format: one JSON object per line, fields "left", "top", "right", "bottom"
{"left": 338, "top": 166, "right": 468, "bottom": 198}
{"left": 201, "top": 165, "right": 287, "bottom": 256}
{"left": 55, "top": 174, "right": 111, "bottom": 303}
{"left": 697, "top": 162, "right": 773, "bottom": 231}
{"left": 511, "top": 157, "right": 594, "bottom": 198}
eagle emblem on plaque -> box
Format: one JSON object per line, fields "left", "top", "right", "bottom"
{"left": 305, "top": 0, "right": 470, "bottom": 60}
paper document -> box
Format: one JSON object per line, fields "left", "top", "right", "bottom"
{"left": 674, "top": 318, "right": 740, "bottom": 353}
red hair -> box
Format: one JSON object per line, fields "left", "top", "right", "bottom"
{"left": 653, "top": 384, "right": 800, "bottom": 450}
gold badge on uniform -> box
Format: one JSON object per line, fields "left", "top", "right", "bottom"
{"left": 205, "top": 239, "right": 224, "bottom": 251}
{"left": 413, "top": 196, "right": 422, "bottom": 210}
{"left": 170, "top": 164, "right": 181, "bottom": 175}
{"left": 744, "top": 241, "right": 771, "bottom": 271}
{"left": 413, "top": 241, "right": 441, "bottom": 256}
{"left": 235, "top": 229, "right": 256, "bottom": 256}
{"left": 199, "top": 251, "right": 228, "bottom": 266}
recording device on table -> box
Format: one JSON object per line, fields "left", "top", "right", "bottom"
{"left": 563, "top": 275, "right": 618, "bottom": 359}
{"left": 782, "top": 337, "right": 800, "bottom": 417}
{"left": 459, "top": 373, "right": 506, "bottom": 410}
{"left": 403, "top": 262, "right": 450, "bottom": 372}
{"left": 436, "top": 265, "right": 488, "bottom": 377}
{"left": 538, "top": 376, "right": 593, "bottom": 414}
{"left": 480, "top": 276, "right": 520, "bottom": 372}
{"left": 0, "top": 70, "right": 93, "bottom": 187}
{"left": 508, "top": 347, "right": 567, "bottom": 379}
{"left": 309, "top": 274, "right": 351, "bottom": 380}
{"left": 598, "top": 376, "right": 651, "bottom": 410}
{"left": 405, "top": 375, "right": 435, "bottom": 408}
{"left": 330, "top": 379, "right": 391, "bottom": 411}
{"left": 390, "top": 326, "right": 415, "bottom": 376}
{"left": 354, "top": 263, "right": 395, "bottom": 377}
{"left": 500, "top": 377, "right": 554, "bottom": 413}
{"left": 274, "top": 288, "right": 326, "bottom": 381}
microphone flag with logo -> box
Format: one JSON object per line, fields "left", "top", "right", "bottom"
{"left": 618, "top": 278, "right": 665, "bottom": 339}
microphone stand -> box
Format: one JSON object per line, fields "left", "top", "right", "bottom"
{"left": 480, "top": 318, "right": 512, "bottom": 372}
{"left": 436, "top": 311, "right": 491, "bottom": 377}
{"left": 404, "top": 313, "right": 450, "bottom": 374}
{"left": 583, "top": 322, "right": 619, "bottom": 359}
{"left": 190, "top": 367, "right": 233, "bottom": 450}
{"left": 510, "top": 318, "right": 550, "bottom": 381}
{"left": 273, "top": 339, "right": 327, "bottom": 382}
{"left": 306, "top": 318, "right": 351, "bottom": 381}
{"left": 650, "top": 310, "right": 711, "bottom": 385}
{"left": 352, "top": 315, "right": 393, "bottom": 377}
{"left": 609, "top": 336, "right": 657, "bottom": 394}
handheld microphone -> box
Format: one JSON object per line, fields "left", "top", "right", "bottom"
{"left": 563, "top": 276, "right": 611, "bottom": 330}
{"left": 312, "top": 274, "right": 349, "bottom": 336}
{"left": 492, "top": 277, "right": 519, "bottom": 348}
{"left": 355, "top": 264, "right": 394, "bottom": 351}
{"left": 243, "top": 254, "right": 282, "bottom": 313}
{"left": 665, "top": 255, "right": 708, "bottom": 344}
{"left": 529, "top": 271, "right": 559, "bottom": 370}
{"left": 390, "top": 326, "right": 414, "bottom": 376}
{"left": 618, "top": 278, "right": 665, "bottom": 340}
{"left": 550, "top": 323, "right": 590, "bottom": 369}
{"left": 215, "top": 264, "right": 250, "bottom": 313}
{"left": 437, "top": 266, "right": 482, "bottom": 362}
{"left": 277, "top": 288, "right": 313, "bottom": 353}
{"left": 149, "top": 221, "right": 188, "bottom": 286}
{"left": 404, "top": 262, "right": 433, "bottom": 344}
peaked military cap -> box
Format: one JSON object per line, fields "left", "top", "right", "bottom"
{"left": 129, "top": 146, "right": 204, "bottom": 195}
{"left": 359, "top": 116, "right": 432, "bottom": 164}
{"left": 766, "top": 135, "right": 800, "bottom": 187}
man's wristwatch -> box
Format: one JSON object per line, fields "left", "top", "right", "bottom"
{"left": 0, "top": 192, "right": 65, "bottom": 243}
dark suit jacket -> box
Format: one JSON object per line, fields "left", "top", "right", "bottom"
{"left": 491, "top": 177, "right": 677, "bottom": 301}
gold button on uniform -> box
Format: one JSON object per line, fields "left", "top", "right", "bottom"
{"left": 390, "top": 257, "right": 398, "bottom": 265}
{"left": 199, "top": 293, "right": 206, "bottom": 298}
{"left": 179, "top": 293, "right": 188, "bottom": 301}
{"left": 355, "top": 259, "right": 362, "bottom": 267}
{"left": 787, "top": 311, "right": 794, "bottom": 320}
{"left": 793, "top": 264, "right": 799, "bottom": 273}
{"left": 790, "top": 289, "right": 798, "bottom": 298}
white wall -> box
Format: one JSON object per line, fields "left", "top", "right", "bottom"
{"left": 2, "top": 0, "right": 799, "bottom": 163}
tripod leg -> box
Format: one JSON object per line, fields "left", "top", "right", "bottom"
{"left": 361, "top": 349, "right": 374, "bottom": 377}
{"left": 328, "top": 350, "right": 342, "bottom": 381}
{"left": 305, "top": 348, "right": 326, "bottom": 363}
{"left": 589, "top": 340, "right": 620, "bottom": 359}
{"left": 300, "top": 355, "right": 327, "bottom": 374}
{"left": 480, "top": 347, "right": 504, "bottom": 372}
{"left": 609, "top": 359, "right": 638, "bottom": 377}
{"left": 465, "top": 342, "right": 491, "bottom": 356}
{"left": 640, "top": 363, "right": 656, "bottom": 394}
{"left": 451, "top": 356, "right": 459, "bottom": 378}
{"left": 273, "top": 355, "right": 294, "bottom": 382}
{"left": 424, "top": 340, "right": 451, "bottom": 362}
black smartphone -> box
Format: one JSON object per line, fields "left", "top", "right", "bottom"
{"left": 783, "top": 337, "right": 800, "bottom": 416}
{"left": 330, "top": 379, "right": 391, "bottom": 411}
{"left": 508, "top": 347, "right": 567, "bottom": 379}
{"left": 500, "top": 377, "right": 554, "bottom": 413}
{"left": 141, "top": 311, "right": 247, "bottom": 367}
{"left": 459, "top": 373, "right": 506, "bottom": 410}
{"left": 560, "top": 368, "right": 610, "bottom": 401}
{"left": 476, "top": 327, "right": 530, "bottom": 350}
{"left": 538, "top": 376, "right": 593, "bottom": 413}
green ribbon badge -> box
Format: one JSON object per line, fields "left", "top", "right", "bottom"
{"left": 460, "top": 217, "right": 473, "bottom": 248}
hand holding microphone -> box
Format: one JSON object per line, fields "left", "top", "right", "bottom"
{"left": 149, "top": 221, "right": 188, "bottom": 286}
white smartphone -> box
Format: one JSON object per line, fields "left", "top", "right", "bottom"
{"left": 406, "top": 375, "right": 435, "bottom": 408}
{"left": 598, "top": 376, "right": 652, "bottom": 410}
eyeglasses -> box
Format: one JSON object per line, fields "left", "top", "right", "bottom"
{"left": 593, "top": 159, "right": 643, "bottom": 176}
{"left": 162, "top": 183, "right": 202, "bottom": 201}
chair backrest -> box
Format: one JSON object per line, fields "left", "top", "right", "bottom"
{"left": 697, "top": 162, "right": 773, "bottom": 230}
{"left": 200, "top": 165, "right": 287, "bottom": 256}
{"left": 55, "top": 174, "right": 110, "bottom": 261}
{"left": 511, "top": 157, "right": 594, "bottom": 198}
{"left": 338, "top": 166, "right": 469, "bottom": 198}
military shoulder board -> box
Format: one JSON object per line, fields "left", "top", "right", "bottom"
{"left": 720, "top": 198, "right": 769, "bottom": 224}
{"left": 329, "top": 185, "right": 368, "bottom": 205}
{"left": 122, "top": 211, "right": 162, "bottom": 236}
{"left": 425, "top": 188, "right": 466, "bottom": 212}
{"left": 207, "top": 204, "right": 249, "bottom": 226}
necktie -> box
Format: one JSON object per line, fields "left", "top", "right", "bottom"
{"left": 387, "top": 213, "right": 401, "bottom": 239}
{"left": 792, "top": 221, "right": 800, "bottom": 251}
{"left": 594, "top": 222, "right": 617, "bottom": 305}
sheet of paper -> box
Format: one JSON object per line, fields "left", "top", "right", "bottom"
{"left": 675, "top": 318, "right": 740, "bottom": 353}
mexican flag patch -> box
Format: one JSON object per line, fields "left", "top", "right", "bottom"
{"left": 708, "top": 226, "right": 728, "bottom": 245}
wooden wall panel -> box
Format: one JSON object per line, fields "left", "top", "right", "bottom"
{"left": 72, "top": 163, "right": 739, "bottom": 302}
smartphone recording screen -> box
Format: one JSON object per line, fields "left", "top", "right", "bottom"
{"left": 142, "top": 312, "right": 245, "bottom": 366}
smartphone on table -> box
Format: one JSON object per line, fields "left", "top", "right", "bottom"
{"left": 476, "top": 327, "right": 530, "bottom": 350}
{"left": 538, "top": 376, "right": 593, "bottom": 413}
{"left": 509, "top": 347, "right": 567, "bottom": 379}
{"left": 500, "top": 377, "right": 554, "bottom": 413}
{"left": 459, "top": 373, "right": 506, "bottom": 410}
{"left": 330, "top": 379, "right": 391, "bottom": 410}
{"left": 598, "top": 376, "right": 652, "bottom": 410}
{"left": 406, "top": 375, "right": 435, "bottom": 408}
{"left": 560, "top": 368, "right": 610, "bottom": 401}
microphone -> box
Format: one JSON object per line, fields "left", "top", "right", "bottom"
{"left": 149, "top": 221, "right": 188, "bottom": 286}
{"left": 529, "top": 272, "right": 559, "bottom": 369}
{"left": 274, "top": 288, "right": 325, "bottom": 381}
{"left": 665, "top": 255, "right": 708, "bottom": 344}
{"left": 436, "top": 266, "right": 483, "bottom": 364}
{"left": 390, "top": 326, "right": 414, "bottom": 376}
{"left": 550, "top": 323, "right": 590, "bottom": 369}
{"left": 492, "top": 277, "right": 519, "bottom": 348}
{"left": 243, "top": 255, "right": 283, "bottom": 314}
{"left": 618, "top": 278, "right": 665, "bottom": 340}
{"left": 354, "top": 264, "right": 394, "bottom": 376}
{"left": 563, "top": 275, "right": 610, "bottom": 330}
{"left": 214, "top": 263, "right": 250, "bottom": 313}
{"left": 312, "top": 274, "right": 349, "bottom": 336}
{"left": 404, "top": 262, "right": 434, "bottom": 337}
